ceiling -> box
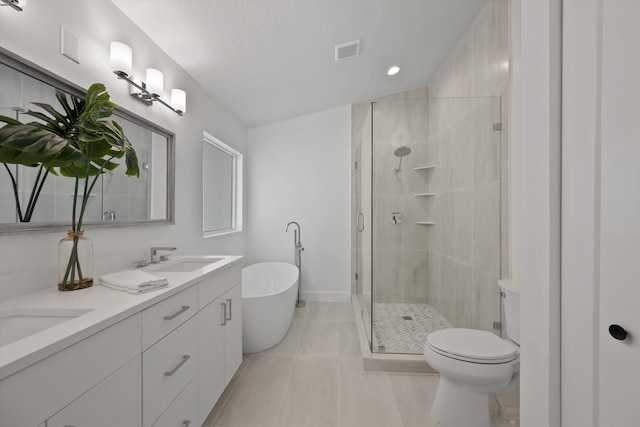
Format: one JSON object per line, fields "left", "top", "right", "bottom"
{"left": 111, "top": 0, "right": 487, "bottom": 128}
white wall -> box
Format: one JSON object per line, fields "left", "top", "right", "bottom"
{"left": 0, "top": 0, "right": 246, "bottom": 299}
{"left": 511, "top": 0, "right": 562, "bottom": 425}
{"left": 246, "top": 106, "right": 351, "bottom": 301}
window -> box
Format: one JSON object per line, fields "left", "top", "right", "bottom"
{"left": 203, "top": 131, "right": 242, "bottom": 236}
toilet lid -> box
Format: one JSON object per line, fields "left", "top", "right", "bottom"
{"left": 426, "top": 328, "right": 519, "bottom": 364}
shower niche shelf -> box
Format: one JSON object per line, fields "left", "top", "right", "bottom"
{"left": 414, "top": 165, "right": 436, "bottom": 171}
{"left": 413, "top": 193, "right": 435, "bottom": 197}
{"left": 414, "top": 221, "right": 436, "bottom": 225}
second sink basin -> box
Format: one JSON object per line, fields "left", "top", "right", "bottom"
{"left": 0, "top": 307, "right": 94, "bottom": 347}
{"left": 149, "top": 257, "right": 225, "bottom": 273}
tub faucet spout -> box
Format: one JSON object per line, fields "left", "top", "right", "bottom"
{"left": 286, "top": 221, "right": 301, "bottom": 245}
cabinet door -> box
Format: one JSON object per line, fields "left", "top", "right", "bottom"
{"left": 197, "top": 298, "right": 226, "bottom": 424}
{"left": 47, "top": 356, "right": 141, "bottom": 427}
{"left": 223, "top": 284, "right": 242, "bottom": 385}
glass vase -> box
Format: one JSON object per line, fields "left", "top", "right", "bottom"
{"left": 57, "top": 230, "right": 94, "bottom": 291}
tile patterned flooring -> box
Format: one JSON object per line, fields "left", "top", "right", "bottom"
{"left": 203, "top": 301, "right": 518, "bottom": 427}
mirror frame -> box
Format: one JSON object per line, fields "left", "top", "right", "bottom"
{"left": 0, "top": 47, "right": 175, "bottom": 235}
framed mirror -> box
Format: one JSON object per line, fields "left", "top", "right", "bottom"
{"left": 0, "top": 47, "right": 175, "bottom": 234}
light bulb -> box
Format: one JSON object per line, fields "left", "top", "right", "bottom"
{"left": 110, "top": 42, "right": 132, "bottom": 77}
{"left": 146, "top": 68, "right": 163, "bottom": 97}
{"left": 171, "top": 89, "right": 186, "bottom": 114}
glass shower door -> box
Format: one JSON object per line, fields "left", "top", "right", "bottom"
{"left": 355, "top": 104, "right": 373, "bottom": 350}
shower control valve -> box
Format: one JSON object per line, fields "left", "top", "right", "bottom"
{"left": 391, "top": 212, "right": 403, "bottom": 225}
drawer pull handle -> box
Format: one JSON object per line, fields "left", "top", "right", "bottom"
{"left": 221, "top": 302, "right": 227, "bottom": 326}
{"left": 182, "top": 421, "right": 192, "bottom": 427}
{"left": 226, "top": 298, "right": 232, "bottom": 321}
{"left": 164, "top": 355, "right": 190, "bottom": 376}
{"left": 163, "top": 305, "right": 190, "bottom": 321}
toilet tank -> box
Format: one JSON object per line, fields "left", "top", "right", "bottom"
{"left": 498, "top": 279, "right": 520, "bottom": 345}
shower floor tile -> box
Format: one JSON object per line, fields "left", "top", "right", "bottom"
{"left": 373, "top": 303, "right": 452, "bottom": 354}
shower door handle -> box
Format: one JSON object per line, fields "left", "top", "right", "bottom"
{"left": 357, "top": 213, "right": 365, "bottom": 232}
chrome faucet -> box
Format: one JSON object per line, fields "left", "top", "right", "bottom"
{"left": 286, "top": 221, "right": 301, "bottom": 247}
{"left": 150, "top": 246, "right": 177, "bottom": 263}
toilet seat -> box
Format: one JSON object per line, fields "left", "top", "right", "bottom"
{"left": 426, "top": 328, "right": 519, "bottom": 364}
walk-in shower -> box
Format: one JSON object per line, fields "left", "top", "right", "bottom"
{"left": 352, "top": 93, "right": 504, "bottom": 355}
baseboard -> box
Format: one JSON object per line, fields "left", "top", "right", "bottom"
{"left": 300, "top": 290, "right": 351, "bottom": 302}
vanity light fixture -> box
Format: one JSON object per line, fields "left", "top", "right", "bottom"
{"left": 110, "top": 41, "right": 186, "bottom": 115}
{"left": 0, "top": 0, "right": 26, "bottom": 11}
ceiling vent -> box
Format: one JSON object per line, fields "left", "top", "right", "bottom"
{"left": 335, "top": 40, "right": 361, "bottom": 61}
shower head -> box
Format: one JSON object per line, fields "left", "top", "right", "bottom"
{"left": 394, "top": 146, "right": 412, "bottom": 157}
{"left": 394, "top": 146, "right": 411, "bottom": 174}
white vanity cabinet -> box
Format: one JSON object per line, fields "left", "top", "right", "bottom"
{"left": 0, "top": 314, "right": 141, "bottom": 427}
{"left": 46, "top": 356, "right": 141, "bottom": 427}
{"left": 0, "top": 256, "right": 244, "bottom": 427}
{"left": 141, "top": 286, "right": 198, "bottom": 427}
{"left": 197, "top": 264, "right": 242, "bottom": 425}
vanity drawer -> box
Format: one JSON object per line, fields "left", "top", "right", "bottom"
{"left": 142, "top": 285, "right": 198, "bottom": 350}
{"left": 143, "top": 315, "right": 197, "bottom": 427}
{"left": 0, "top": 314, "right": 141, "bottom": 427}
{"left": 198, "top": 263, "right": 241, "bottom": 309}
{"left": 152, "top": 375, "right": 198, "bottom": 427}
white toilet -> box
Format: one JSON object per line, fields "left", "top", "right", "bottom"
{"left": 424, "top": 280, "right": 520, "bottom": 427}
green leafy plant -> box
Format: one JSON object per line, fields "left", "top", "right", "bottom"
{"left": 0, "top": 83, "right": 139, "bottom": 290}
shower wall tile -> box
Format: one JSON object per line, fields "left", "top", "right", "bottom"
{"left": 501, "top": 179, "right": 510, "bottom": 279}
{"left": 373, "top": 100, "right": 404, "bottom": 145}
{"left": 404, "top": 86, "right": 430, "bottom": 99}
{"left": 350, "top": 249, "right": 357, "bottom": 294}
{"left": 426, "top": 195, "right": 441, "bottom": 252}
{"left": 472, "top": 0, "right": 499, "bottom": 97}
{"left": 473, "top": 268, "right": 501, "bottom": 334}
{"left": 427, "top": 135, "right": 441, "bottom": 193}
{"left": 373, "top": 250, "right": 402, "bottom": 303}
{"left": 403, "top": 149, "right": 430, "bottom": 196}
{"left": 473, "top": 100, "right": 500, "bottom": 186}
{"left": 453, "top": 261, "right": 474, "bottom": 328}
{"left": 402, "top": 250, "right": 429, "bottom": 303}
{"left": 453, "top": 188, "right": 473, "bottom": 265}
{"left": 374, "top": 195, "right": 403, "bottom": 251}
{"left": 429, "top": 98, "right": 442, "bottom": 139}
{"left": 439, "top": 192, "right": 455, "bottom": 258}
{"left": 402, "top": 196, "right": 428, "bottom": 250}
{"left": 454, "top": 32, "right": 473, "bottom": 98}
{"left": 496, "top": 0, "right": 510, "bottom": 87}
{"left": 439, "top": 127, "right": 455, "bottom": 193}
{"left": 404, "top": 98, "right": 429, "bottom": 143}
{"left": 439, "top": 256, "right": 455, "bottom": 324}
{"left": 453, "top": 109, "right": 474, "bottom": 189}
{"left": 427, "top": 251, "right": 442, "bottom": 308}
{"left": 473, "top": 182, "right": 500, "bottom": 275}
{"left": 374, "top": 141, "right": 403, "bottom": 196}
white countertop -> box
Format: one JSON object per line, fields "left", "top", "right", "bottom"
{"left": 0, "top": 255, "right": 243, "bottom": 380}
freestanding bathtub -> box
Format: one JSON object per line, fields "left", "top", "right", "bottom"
{"left": 241, "top": 262, "right": 299, "bottom": 353}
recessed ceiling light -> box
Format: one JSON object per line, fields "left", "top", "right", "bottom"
{"left": 387, "top": 65, "right": 401, "bottom": 76}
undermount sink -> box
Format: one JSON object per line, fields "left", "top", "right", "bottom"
{"left": 0, "top": 307, "right": 94, "bottom": 347}
{"left": 148, "top": 257, "right": 226, "bottom": 273}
